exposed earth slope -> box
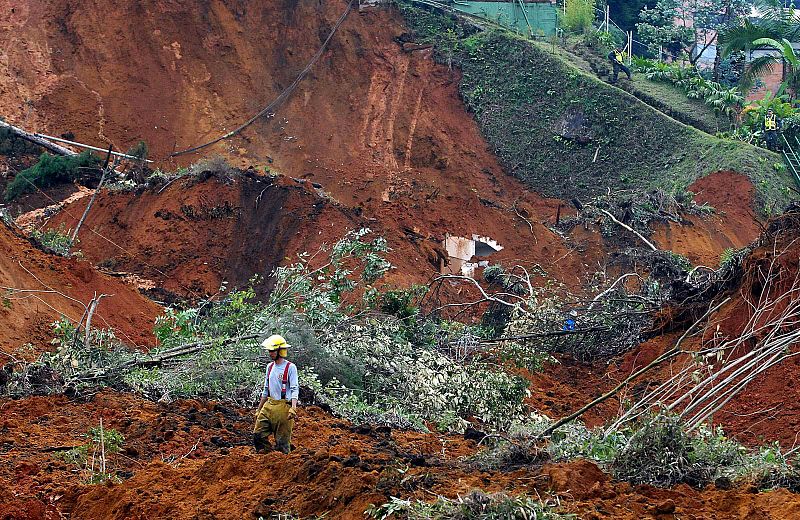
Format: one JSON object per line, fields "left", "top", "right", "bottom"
{"left": 2, "top": 1, "right": 800, "bottom": 519}
{"left": 0, "top": 225, "right": 158, "bottom": 353}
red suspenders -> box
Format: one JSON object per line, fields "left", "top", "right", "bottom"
{"left": 266, "top": 361, "right": 292, "bottom": 400}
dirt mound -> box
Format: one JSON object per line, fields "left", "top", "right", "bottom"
{"left": 652, "top": 171, "right": 763, "bottom": 267}
{"left": 2, "top": 0, "right": 604, "bottom": 292}
{"left": 45, "top": 172, "right": 366, "bottom": 299}
{"left": 3, "top": 389, "right": 800, "bottom": 519}
{"left": 41, "top": 170, "right": 600, "bottom": 299}
{"left": 0, "top": 224, "right": 159, "bottom": 354}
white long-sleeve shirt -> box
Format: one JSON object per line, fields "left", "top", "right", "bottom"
{"left": 261, "top": 360, "right": 299, "bottom": 401}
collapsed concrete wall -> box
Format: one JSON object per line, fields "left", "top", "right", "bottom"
{"left": 442, "top": 233, "right": 503, "bottom": 277}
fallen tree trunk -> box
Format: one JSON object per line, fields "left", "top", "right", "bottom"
{"left": 536, "top": 297, "right": 729, "bottom": 439}
{"left": 0, "top": 119, "right": 77, "bottom": 156}
{"left": 599, "top": 208, "right": 658, "bottom": 251}
{"left": 70, "top": 334, "right": 261, "bottom": 384}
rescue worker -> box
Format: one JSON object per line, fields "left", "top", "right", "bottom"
{"left": 608, "top": 47, "right": 632, "bottom": 84}
{"left": 253, "top": 334, "right": 299, "bottom": 454}
{"left": 764, "top": 108, "right": 781, "bottom": 151}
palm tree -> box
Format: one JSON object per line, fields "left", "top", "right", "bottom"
{"left": 749, "top": 37, "right": 800, "bottom": 97}
{"left": 718, "top": 0, "right": 800, "bottom": 95}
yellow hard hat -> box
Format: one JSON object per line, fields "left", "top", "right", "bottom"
{"left": 262, "top": 334, "right": 290, "bottom": 356}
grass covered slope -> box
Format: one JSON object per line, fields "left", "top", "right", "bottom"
{"left": 399, "top": 5, "right": 795, "bottom": 212}
{"left": 567, "top": 42, "right": 731, "bottom": 135}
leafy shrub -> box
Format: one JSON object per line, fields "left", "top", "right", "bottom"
{"left": 375, "top": 285, "right": 428, "bottom": 329}
{"left": 584, "top": 29, "right": 619, "bottom": 53}
{"left": 719, "top": 247, "right": 742, "bottom": 269}
{"left": 5, "top": 151, "right": 99, "bottom": 201}
{"left": 188, "top": 155, "right": 237, "bottom": 179}
{"left": 366, "top": 490, "right": 575, "bottom": 520}
{"left": 30, "top": 223, "right": 76, "bottom": 256}
{"left": 56, "top": 424, "right": 125, "bottom": 484}
{"left": 634, "top": 58, "right": 743, "bottom": 116}
{"left": 498, "top": 341, "right": 555, "bottom": 373}
{"left": 665, "top": 251, "right": 692, "bottom": 272}
{"left": 561, "top": 0, "right": 595, "bottom": 34}
{"left": 612, "top": 413, "right": 744, "bottom": 487}
{"left": 473, "top": 416, "right": 624, "bottom": 470}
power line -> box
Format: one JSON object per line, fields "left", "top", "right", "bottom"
{"left": 170, "top": 0, "right": 356, "bottom": 157}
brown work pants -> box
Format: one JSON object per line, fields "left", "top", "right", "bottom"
{"left": 253, "top": 398, "right": 293, "bottom": 454}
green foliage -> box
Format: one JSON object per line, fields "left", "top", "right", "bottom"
{"left": 583, "top": 29, "right": 619, "bottom": 54}
{"left": 5, "top": 151, "right": 99, "bottom": 201}
{"left": 638, "top": 0, "right": 750, "bottom": 64}
{"left": 561, "top": 0, "right": 595, "bottom": 34}
{"left": 485, "top": 412, "right": 800, "bottom": 490}
{"left": 634, "top": 58, "right": 744, "bottom": 116}
{"left": 30, "top": 223, "right": 76, "bottom": 257}
{"left": 665, "top": 251, "right": 692, "bottom": 272}
{"left": 719, "top": 247, "right": 740, "bottom": 268}
{"left": 636, "top": 0, "right": 694, "bottom": 58}
{"left": 498, "top": 341, "right": 555, "bottom": 372}
{"left": 366, "top": 490, "right": 575, "bottom": 520}
{"left": 372, "top": 284, "right": 429, "bottom": 342}
{"left": 613, "top": 413, "right": 743, "bottom": 486}
{"left": 56, "top": 424, "right": 125, "bottom": 484}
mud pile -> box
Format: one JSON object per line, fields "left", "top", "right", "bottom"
{"left": 0, "top": 224, "right": 158, "bottom": 353}
{"left": 5, "top": 389, "right": 800, "bottom": 520}
{"left": 1, "top": 0, "right": 605, "bottom": 291}
{"left": 45, "top": 171, "right": 366, "bottom": 299}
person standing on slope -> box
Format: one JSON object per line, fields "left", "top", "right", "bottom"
{"left": 764, "top": 108, "right": 782, "bottom": 152}
{"left": 253, "top": 334, "right": 299, "bottom": 454}
{"left": 608, "top": 47, "right": 632, "bottom": 84}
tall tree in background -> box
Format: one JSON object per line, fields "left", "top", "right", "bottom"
{"left": 637, "top": 0, "right": 752, "bottom": 68}
{"left": 637, "top": 0, "right": 694, "bottom": 58}
{"left": 607, "top": 0, "right": 657, "bottom": 33}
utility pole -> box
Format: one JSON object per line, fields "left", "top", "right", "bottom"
{"left": 627, "top": 31, "right": 633, "bottom": 65}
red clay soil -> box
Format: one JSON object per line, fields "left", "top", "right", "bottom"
{"left": 596, "top": 214, "right": 800, "bottom": 447}
{"left": 4, "top": 389, "right": 800, "bottom": 520}
{"left": 45, "top": 172, "right": 371, "bottom": 299}
{"left": 0, "top": 224, "right": 159, "bottom": 355}
{"left": 43, "top": 169, "right": 597, "bottom": 299}
{"left": 1, "top": 0, "right": 599, "bottom": 292}
{"left": 652, "top": 171, "right": 763, "bottom": 267}
{"left": 703, "top": 223, "right": 800, "bottom": 447}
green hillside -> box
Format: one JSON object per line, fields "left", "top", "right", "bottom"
{"left": 399, "top": 4, "right": 796, "bottom": 212}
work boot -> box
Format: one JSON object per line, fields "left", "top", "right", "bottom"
{"left": 253, "top": 432, "right": 272, "bottom": 453}
{"left": 275, "top": 438, "right": 291, "bottom": 454}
